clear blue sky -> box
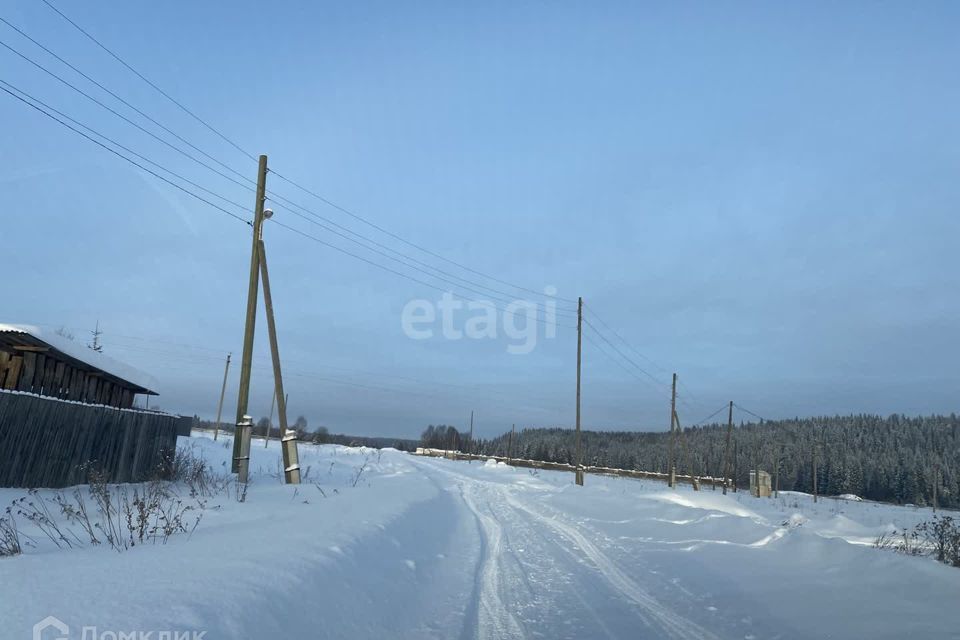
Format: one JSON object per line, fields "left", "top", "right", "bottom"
{"left": 3, "top": 1, "right": 958, "bottom": 438}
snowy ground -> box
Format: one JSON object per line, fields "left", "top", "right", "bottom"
{"left": 3, "top": 433, "right": 959, "bottom": 640}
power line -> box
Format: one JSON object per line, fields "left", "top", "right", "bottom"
{"left": 11, "top": 4, "right": 728, "bottom": 429}
{"left": 581, "top": 317, "right": 669, "bottom": 390}
{"left": 583, "top": 304, "right": 669, "bottom": 375}
{"left": 583, "top": 302, "right": 701, "bottom": 405}
{"left": 98, "top": 331, "right": 486, "bottom": 393}
{"left": 103, "top": 340, "right": 569, "bottom": 414}
{"left": 29, "top": 4, "right": 577, "bottom": 308}
{"left": 0, "top": 82, "right": 250, "bottom": 225}
{"left": 582, "top": 317, "right": 700, "bottom": 414}
{"left": 268, "top": 217, "right": 576, "bottom": 330}
{"left": 734, "top": 403, "right": 771, "bottom": 423}
{"left": 42, "top": 324, "right": 490, "bottom": 395}
{"left": 0, "top": 37, "right": 258, "bottom": 195}
{"left": 1, "top": 28, "right": 574, "bottom": 313}
{"left": 2, "top": 34, "right": 569, "bottom": 319}
{"left": 113, "top": 342, "right": 446, "bottom": 399}
{"left": 39, "top": 0, "right": 259, "bottom": 164}
{"left": 265, "top": 192, "right": 578, "bottom": 314}
{"left": 582, "top": 333, "right": 669, "bottom": 398}
{"left": 691, "top": 404, "right": 730, "bottom": 427}
{"left": 272, "top": 205, "right": 577, "bottom": 316}
{"left": 269, "top": 168, "right": 579, "bottom": 304}
{"left": 0, "top": 78, "right": 249, "bottom": 213}
{"left": 0, "top": 16, "right": 255, "bottom": 186}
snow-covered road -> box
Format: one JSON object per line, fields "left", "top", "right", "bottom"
{"left": 409, "top": 457, "right": 719, "bottom": 640}
{"left": 3, "top": 436, "right": 959, "bottom": 639}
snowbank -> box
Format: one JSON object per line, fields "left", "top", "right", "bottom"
{"left": 1, "top": 434, "right": 957, "bottom": 639}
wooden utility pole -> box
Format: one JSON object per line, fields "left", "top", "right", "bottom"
{"left": 722, "top": 400, "right": 733, "bottom": 495}
{"left": 258, "top": 239, "right": 300, "bottom": 484}
{"left": 668, "top": 373, "right": 677, "bottom": 488}
{"left": 509, "top": 423, "right": 515, "bottom": 459}
{"left": 212, "top": 353, "right": 231, "bottom": 441}
{"left": 232, "top": 154, "right": 268, "bottom": 473}
{"left": 236, "top": 415, "right": 252, "bottom": 484}
{"left": 575, "top": 296, "right": 584, "bottom": 486}
{"left": 264, "top": 390, "right": 276, "bottom": 448}
{"left": 466, "top": 411, "right": 475, "bottom": 462}
{"left": 674, "top": 410, "right": 698, "bottom": 490}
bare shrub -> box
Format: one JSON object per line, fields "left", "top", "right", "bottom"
{"left": 873, "top": 528, "right": 922, "bottom": 556}
{"left": 916, "top": 516, "right": 960, "bottom": 567}
{"left": 351, "top": 455, "right": 371, "bottom": 487}
{"left": 876, "top": 516, "right": 960, "bottom": 568}
{"left": 236, "top": 479, "right": 249, "bottom": 503}
{"left": 12, "top": 490, "right": 79, "bottom": 549}
{"left": 0, "top": 508, "right": 22, "bottom": 557}
{"left": 169, "top": 447, "right": 232, "bottom": 498}
{"left": 10, "top": 463, "right": 209, "bottom": 553}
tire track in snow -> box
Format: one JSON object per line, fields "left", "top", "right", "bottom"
{"left": 502, "top": 491, "right": 719, "bottom": 640}
{"left": 458, "top": 482, "right": 527, "bottom": 640}
{"left": 408, "top": 457, "right": 523, "bottom": 639}
{"left": 413, "top": 457, "right": 719, "bottom": 639}
{"left": 486, "top": 487, "right": 623, "bottom": 640}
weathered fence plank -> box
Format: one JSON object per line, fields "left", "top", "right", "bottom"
{"left": 0, "top": 390, "right": 178, "bottom": 488}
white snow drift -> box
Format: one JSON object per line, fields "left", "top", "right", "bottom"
{"left": 1, "top": 432, "right": 958, "bottom": 639}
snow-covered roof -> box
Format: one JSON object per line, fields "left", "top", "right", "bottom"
{"left": 0, "top": 323, "right": 159, "bottom": 394}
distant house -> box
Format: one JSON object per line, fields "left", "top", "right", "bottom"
{"left": 0, "top": 323, "right": 157, "bottom": 409}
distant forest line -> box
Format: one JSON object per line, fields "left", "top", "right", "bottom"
{"left": 420, "top": 414, "right": 960, "bottom": 509}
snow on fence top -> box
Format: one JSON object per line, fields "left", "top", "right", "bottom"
{"left": 0, "top": 323, "right": 159, "bottom": 394}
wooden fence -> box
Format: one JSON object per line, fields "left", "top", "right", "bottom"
{"left": 414, "top": 447, "right": 727, "bottom": 490}
{"left": 0, "top": 390, "right": 179, "bottom": 488}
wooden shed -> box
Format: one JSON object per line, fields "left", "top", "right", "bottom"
{"left": 0, "top": 323, "right": 158, "bottom": 409}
